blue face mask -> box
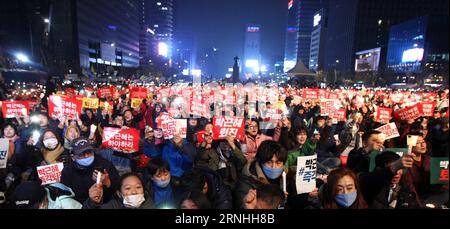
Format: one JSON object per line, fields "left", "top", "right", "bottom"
{"left": 76, "top": 156, "right": 95, "bottom": 167}
{"left": 335, "top": 191, "right": 357, "bottom": 208}
{"left": 262, "top": 164, "right": 284, "bottom": 180}
{"left": 154, "top": 178, "right": 171, "bottom": 188}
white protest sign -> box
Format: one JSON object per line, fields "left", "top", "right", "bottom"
{"left": 175, "top": 119, "right": 187, "bottom": 138}
{"left": 296, "top": 155, "right": 317, "bottom": 194}
{"left": 37, "top": 163, "right": 64, "bottom": 185}
{"left": 375, "top": 123, "right": 400, "bottom": 140}
{"left": 0, "top": 138, "right": 9, "bottom": 169}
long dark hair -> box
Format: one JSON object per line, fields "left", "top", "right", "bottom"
{"left": 322, "top": 168, "right": 368, "bottom": 209}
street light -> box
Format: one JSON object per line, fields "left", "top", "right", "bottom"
{"left": 44, "top": 18, "right": 50, "bottom": 24}
{"left": 15, "top": 53, "right": 30, "bottom": 63}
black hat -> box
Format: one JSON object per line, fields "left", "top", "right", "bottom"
{"left": 71, "top": 137, "right": 94, "bottom": 156}
{"left": 12, "top": 181, "right": 46, "bottom": 209}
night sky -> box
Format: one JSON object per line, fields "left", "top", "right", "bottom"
{"left": 175, "top": 0, "right": 288, "bottom": 73}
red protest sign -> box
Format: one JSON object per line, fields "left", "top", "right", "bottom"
{"left": 48, "top": 95, "right": 82, "bottom": 119}
{"left": 37, "top": 163, "right": 64, "bottom": 185}
{"left": 265, "top": 109, "right": 283, "bottom": 120}
{"left": 303, "top": 89, "right": 319, "bottom": 99}
{"left": 102, "top": 127, "right": 140, "bottom": 153}
{"left": 97, "top": 87, "right": 115, "bottom": 98}
{"left": 212, "top": 116, "right": 245, "bottom": 141}
{"left": 394, "top": 103, "right": 423, "bottom": 121}
{"left": 190, "top": 99, "right": 208, "bottom": 117}
{"left": 2, "top": 101, "right": 30, "bottom": 118}
{"left": 130, "top": 87, "right": 149, "bottom": 99}
{"left": 421, "top": 102, "right": 436, "bottom": 117}
{"left": 375, "top": 123, "right": 400, "bottom": 140}
{"left": 376, "top": 107, "right": 392, "bottom": 123}
{"left": 331, "top": 108, "right": 347, "bottom": 121}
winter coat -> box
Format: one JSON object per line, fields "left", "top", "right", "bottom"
{"left": 45, "top": 182, "right": 82, "bottom": 209}
{"left": 60, "top": 155, "right": 120, "bottom": 204}
{"left": 195, "top": 145, "right": 247, "bottom": 190}
{"left": 243, "top": 127, "right": 281, "bottom": 161}
{"left": 162, "top": 140, "right": 195, "bottom": 177}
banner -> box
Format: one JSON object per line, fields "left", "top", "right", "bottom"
{"left": 37, "top": 163, "right": 64, "bottom": 185}
{"left": 375, "top": 123, "right": 400, "bottom": 140}
{"left": 0, "top": 138, "right": 8, "bottom": 169}
{"left": 48, "top": 95, "right": 83, "bottom": 119}
{"left": 421, "top": 102, "right": 437, "bottom": 117}
{"left": 376, "top": 107, "right": 392, "bottom": 123}
{"left": 1, "top": 101, "right": 30, "bottom": 118}
{"left": 82, "top": 98, "right": 99, "bottom": 109}
{"left": 430, "top": 157, "right": 449, "bottom": 185}
{"left": 65, "top": 88, "right": 76, "bottom": 98}
{"left": 303, "top": 89, "right": 319, "bottom": 99}
{"left": 394, "top": 103, "right": 423, "bottom": 121}
{"left": 131, "top": 98, "right": 143, "bottom": 109}
{"left": 296, "top": 155, "right": 317, "bottom": 194}
{"left": 369, "top": 148, "right": 407, "bottom": 172}
{"left": 212, "top": 116, "right": 245, "bottom": 141}
{"left": 102, "top": 127, "right": 140, "bottom": 153}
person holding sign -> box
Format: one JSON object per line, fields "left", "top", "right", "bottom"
{"left": 242, "top": 119, "right": 281, "bottom": 162}
{"left": 195, "top": 135, "right": 247, "bottom": 190}
{"left": 321, "top": 168, "right": 368, "bottom": 209}
{"left": 27, "top": 129, "right": 70, "bottom": 182}
{"left": 403, "top": 132, "right": 447, "bottom": 205}
{"left": 359, "top": 151, "right": 419, "bottom": 209}
{"left": 84, "top": 172, "right": 153, "bottom": 209}
{"left": 162, "top": 134, "right": 195, "bottom": 179}
{"left": 60, "top": 137, "right": 120, "bottom": 204}
{"left": 347, "top": 130, "right": 385, "bottom": 175}
{"left": 234, "top": 141, "right": 288, "bottom": 209}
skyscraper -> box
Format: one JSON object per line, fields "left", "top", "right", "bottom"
{"left": 283, "top": 0, "right": 300, "bottom": 72}
{"left": 296, "top": 0, "right": 328, "bottom": 68}
{"left": 309, "top": 8, "right": 328, "bottom": 71}
{"left": 324, "top": 0, "right": 449, "bottom": 74}
{"left": 145, "top": 0, "right": 174, "bottom": 60}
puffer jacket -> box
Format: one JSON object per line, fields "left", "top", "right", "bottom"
{"left": 45, "top": 182, "right": 82, "bottom": 209}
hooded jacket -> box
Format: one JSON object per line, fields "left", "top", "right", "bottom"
{"left": 45, "top": 182, "right": 82, "bottom": 209}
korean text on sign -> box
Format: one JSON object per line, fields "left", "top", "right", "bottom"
{"left": 212, "top": 117, "right": 245, "bottom": 141}
{"left": 37, "top": 163, "right": 64, "bottom": 185}
{"left": 296, "top": 155, "right": 317, "bottom": 194}
{"left": 102, "top": 127, "right": 140, "bottom": 153}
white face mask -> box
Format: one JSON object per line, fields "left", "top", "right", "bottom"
{"left": 43, "top": 138, "right": 59, "bottom": 150}
{"left": 122, "top": 194, "right": 145, "bottom": 208}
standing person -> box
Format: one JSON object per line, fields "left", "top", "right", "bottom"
{"left": 83, "top": 173, "right": 153, "bottom": 209}
{"left": 60, "top": 137, "right": 120, "bottom": 203}
{"left": 321, "top": 168, "right": 368, "bottom": 209}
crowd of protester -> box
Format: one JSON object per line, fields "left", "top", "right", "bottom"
{"left": 0, "top": 79, "right": 448, "bottom": 209}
